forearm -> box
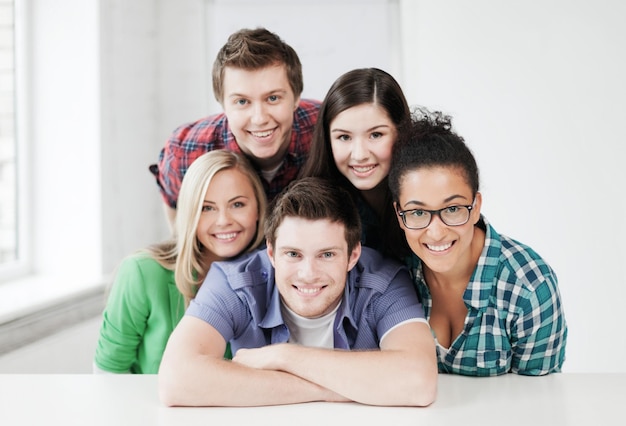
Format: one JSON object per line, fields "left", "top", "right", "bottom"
{"left": 232, "top": 322, "right": 438, "bottom": 406}
{"left": 158, "top": 352, "right": 345, "bottom": 406}
{"left": 271, "top": 345, "right": 436, "bottom": 406}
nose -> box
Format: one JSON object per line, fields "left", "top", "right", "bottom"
{"left": 297, "top": 257, "right": 318, "bottom": 282}
{"left": 425, "top": 213, "right": 447, "bottom": 239}
{"left": 350, "top": 138, "right": 369, "bottom": 162}
{"left": 250, "top": 102, "right": 269, "bottom": 125}
{"left": 215, "top": 208, "right": 233, "bottom": 226}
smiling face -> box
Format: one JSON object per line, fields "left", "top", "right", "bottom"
{"left": 267, "top": 216, "right": 361, "bottom": 319}
{"left": 221, "top": 64, "right": 300, "bottom": 171}
{"left": 196, "top": 168, "right": 259, "bottom": 260}
{"left": 395, "top": 166, "right": 483, "bottom": 276}
{"left": 330, "top": 103, "right": 397, "bottom": 191}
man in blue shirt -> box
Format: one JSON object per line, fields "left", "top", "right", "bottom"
{"left": 159, "top": 177, "right": 437, "bottom": 407}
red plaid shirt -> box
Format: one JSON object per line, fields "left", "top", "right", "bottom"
{"left": 152, "top": 99, "right": 320, "bottom": 208}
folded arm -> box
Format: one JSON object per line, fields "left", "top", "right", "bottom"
{"left": 233, "top": 321, "right": 438, "bottom": 406}
{"left": 158, "top": 316, "right": 349, "bottom": 407}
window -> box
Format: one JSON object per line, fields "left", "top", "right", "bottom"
{"left": 0, "top": 0, "right": 18, "bottom": 276}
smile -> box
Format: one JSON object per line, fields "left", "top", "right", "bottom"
{"left": 214, "top": 232, "right": 238, "bottom": 240}
{"left": 426, "top": 242, "right": 453, "bottom": 252}
{"left": 295, "top": 286, "right": 323, "bottom": 294}
{"left": 250, "top": 129, "right": 274, "bottom": 138}
{"left": 350, "top": 165, "right": 376, "bottom": 173}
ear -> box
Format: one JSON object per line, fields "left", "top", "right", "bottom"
{"left": 472, "top": 192, "right": 483, "bottom": 224}
{"left": 293, "top": 95, "right": 301, "bottom": 111}
{"left": 266, "top": 240, "right": 276, "bottom": 268}
{"left": 393, "top": 202, "right": 406, "bottom": 231}
{"left": 347, "top": 242, "right": 362, "bottom": 271}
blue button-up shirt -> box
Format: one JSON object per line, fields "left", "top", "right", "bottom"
{"left": 187, "top": 247, "right": 426, "bottom": 354}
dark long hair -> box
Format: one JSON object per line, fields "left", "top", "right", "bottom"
{"left": 300, "top": 68, "right": 411, "bottom": 260}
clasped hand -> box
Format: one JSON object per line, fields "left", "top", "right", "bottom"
{"left": 232, "top": 343, "right": 288, "bottom": 371}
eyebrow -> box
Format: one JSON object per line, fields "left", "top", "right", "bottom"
{"left": 278, "top": 245, "right": 343, "bottom": 253}
{"left": 203, "top": 195, "right": 250, "bottom": 204}
{"left": 227, "top": 89, "right": 288, "bottom": 99}
{"left": 331, "top": 124, "right": 391, "bottom": 134}
{"left": 402, "top": 194, "right": 470, "bottom": 209}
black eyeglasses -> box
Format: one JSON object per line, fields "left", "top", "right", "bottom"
{"left": 396, "top": 201, "right": 475, "bottom": 230}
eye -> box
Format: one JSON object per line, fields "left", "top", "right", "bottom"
{"left": 285, "top": 251, "right": 299, "bottom": 258}
{"left": 370, "top": 131, "right": 383, "bottom": 139}
{"left": 321, "top": 252, "right": 335, "bottom": 259}
{"left": 235, "top": 98, "right": 248, "bottom": 106}
{"left": 409, "top": 209, "right": 426, "bottom": 218}
{"left": 336, "top": 134, "right": 350, "bottom": 142}
{"left": 201, "top": 205, "right": 215, "bottom": 212}
{"left": 445, "top": 206, "right": 460, "bottom": 214}
{"left": 232, "top": 201, "right": 245, "bottom": 208}
{"left": 268, "top": 95, "right": 279, "bottom": 103}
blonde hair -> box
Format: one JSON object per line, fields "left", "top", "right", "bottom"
{"left": 146, "top": 150, "right": 267, "bottom": 306}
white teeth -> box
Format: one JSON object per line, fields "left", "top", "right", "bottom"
{"left": 427, "top": 242, "right": 452, "bottom": 252}
{"left": 352, "top": 165, "right": 375, "bottom": 173}
{"left": 215, "top": 232, "right": 237, "bottom": 240}
{"left": 297, "top": 287, "right": 321, "bottom": 294}
{"left": 251, "top": 130, "right": 273, "bottom": 138}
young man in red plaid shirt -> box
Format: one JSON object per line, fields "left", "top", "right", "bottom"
{"left": 151, "top": 28, "right": 320, "bottom": 230}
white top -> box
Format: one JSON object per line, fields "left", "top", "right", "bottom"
{"left": 260, "top": 160, "right": 284, "bottom": 182}
{"left": 1, "top": 373, "right": 624, "bottom": 425}
{"left": 280, "top": 301, "right": 339, "bottom": 348}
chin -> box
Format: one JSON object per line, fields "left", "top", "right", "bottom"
{"left": 216, "top": 247, "right": 245, "bottom": 259}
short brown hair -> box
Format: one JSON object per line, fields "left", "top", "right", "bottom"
{"left": 212, "top": 27, "right": 304, "bottom": 104}
{"left": 264, "top": 177, "right": 361, "bottom": 253}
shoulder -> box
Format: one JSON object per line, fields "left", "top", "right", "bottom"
{"left": 209, "top": 248, "right": 272, "bottom": 290}
{"left": 119, "top": 252, "right": 169, "bottom": 274}
{"left": 114, "top": 252, "right": 174, "bottom": 290}
{"left": 297, "top": 98, "right": 321, "bottom": 110}
{"left": 106, "top": 253, "right": 175, "bottom": 309}
{"left": 169, "top": 113, "right": 229, "bottom": 144}
{"left": 294, "top": 99, "right": 321, "bottom": 124}
{"left": 492, "top": 229, "right": 556, "bottom": 285}
{"left": 483, "top": 219, "right": 559, "bottom": 307}
{"left": 352, "top": 247, "right": 410, "bottom": 291}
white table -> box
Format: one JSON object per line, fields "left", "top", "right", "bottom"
{"left": 0, "top": 373, "right": 623, "bottom": 425}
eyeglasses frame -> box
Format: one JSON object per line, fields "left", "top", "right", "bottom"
{"left": 396, "top": 200, "right": 476, "bottom": 230}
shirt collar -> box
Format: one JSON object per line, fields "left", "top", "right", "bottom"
{"left": 413, "top": 215, "right": 501, "bottom": 311}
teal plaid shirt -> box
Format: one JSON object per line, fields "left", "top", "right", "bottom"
{"left": 409, "top": 216, "right": 567, "bottom": 376}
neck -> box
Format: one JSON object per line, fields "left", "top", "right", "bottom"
{"left": 359, "top": 179, "right": 389, "bottom": 218}
{"left": 199, "top": 250, "right": 223, "bottom": 278}
{"left": 249, "top": 131, "right": 292, "bottom": 172}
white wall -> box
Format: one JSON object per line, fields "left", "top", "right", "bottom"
{"left": 400, "top": 0, "right": 626, "bottom": 372}
{"left": 7, "top": 0, "right": 621, "bottom": 372}
{"left": 96, "top": 0, "right": 626, "bottom": 373}
{"left": 0, "top": 316, "right": 100, "bottom": 373}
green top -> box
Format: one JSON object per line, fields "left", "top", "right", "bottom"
{"left": 94, "top": 253, "right": 230, "bottom": 374}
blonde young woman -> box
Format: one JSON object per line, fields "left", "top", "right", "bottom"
{"left": 94, "top": 150, "right": 267, "bottom": 374}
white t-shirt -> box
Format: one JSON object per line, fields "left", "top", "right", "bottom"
{"left": 280, "top": 301, "right": 340, "bottom": 349}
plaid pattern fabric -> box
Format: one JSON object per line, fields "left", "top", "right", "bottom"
{"left": 152, "top": 99, "right": 320, "bottom": 208}
{"left": 410, "top": 216, "right": 567, "bottom": 376}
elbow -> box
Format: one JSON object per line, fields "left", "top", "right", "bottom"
{"left": 406, "top": 372, "right": 438, "bottom": 407}
{"left": 403, "top": 360, "right": 439, "bottom": 407}
{"left": 159, "top": 391, "right": 177, "bottom": 408}
{"left": 158, "top": 361, "right": 193, "bottom": 407}
{"left": 413, "top": 375, "right": 438, "bottom": 407}
{"left": 158, "top": 372, "right": 181, "bottom": 407}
